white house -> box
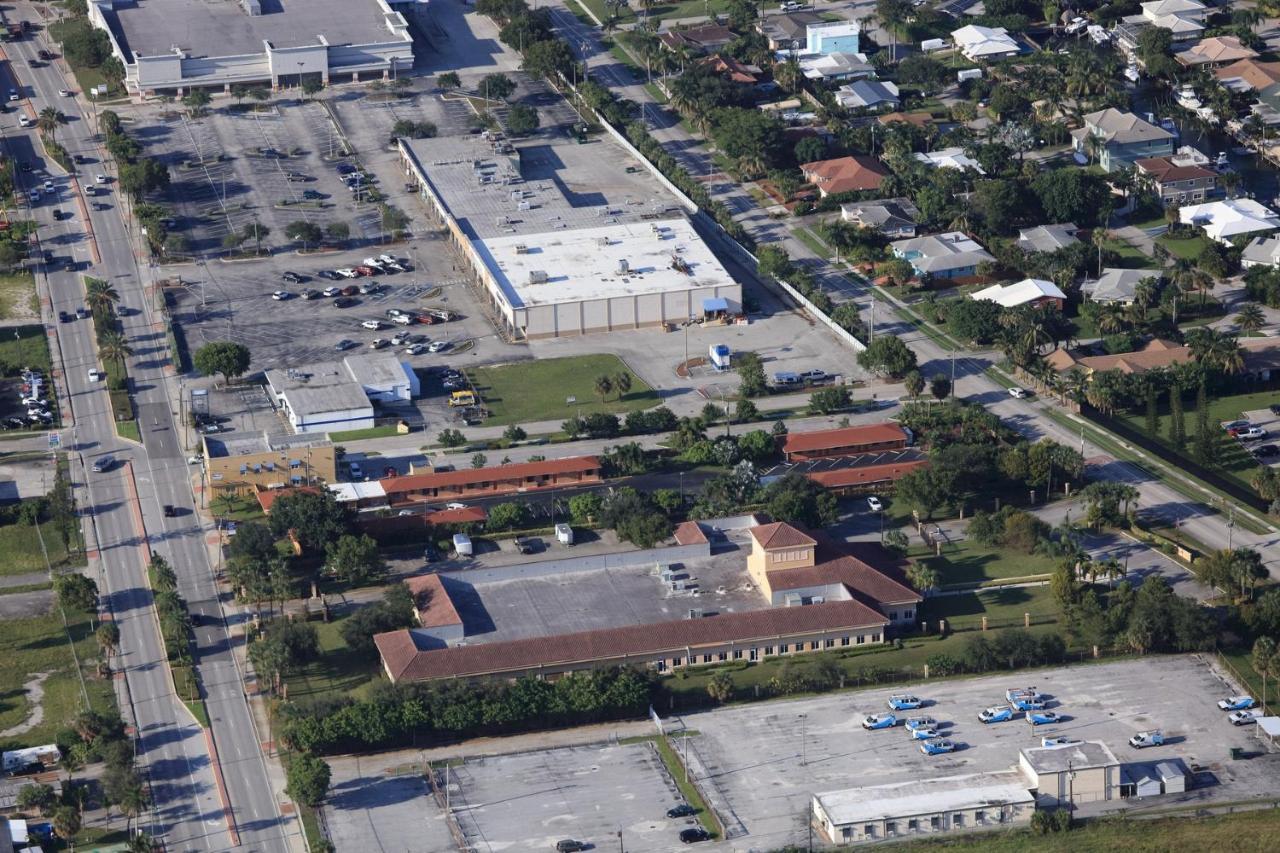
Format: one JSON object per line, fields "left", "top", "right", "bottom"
{"left": 800, "top": 52, "right": 875, "bottom": 82}
{"left": 836, "top": 79, "right": 900, "bottom": 110}
{"left": 951, "top": 25, "right": 1021, "bottom": 61}
{"left": 1180, "top": 198, "right": 1280, "bottom": 244}
{"left": 892, "top": 232, "right": 995, "bottom": 279}
{"left": 1141, "top": 0, "right": 1207, "bottom": 38}
{"left": 1242, "top": 235, "right": 1280, "bottom": 267}
{"left": 914, "top": 147, "right": 986, "bottom": 174}
{"left": 970, "top": 278, "right": 1067, "bottom": 309}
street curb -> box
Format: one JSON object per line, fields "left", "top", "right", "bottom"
{"left": 203, "top": 727, "right": 242, "bottom": 847}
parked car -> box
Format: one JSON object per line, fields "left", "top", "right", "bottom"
{"left": 904, "top": 717, "right": 937, "bottom": 732}
{"left": 392, "top": 314, "right": 412, "bottom": 326}
{"left": 322, "top": 286, "right": 341, "bottom": 297}
{"left": 301, "top": 289, "right": 321, "bottom": 300}
{"left": 271, "top": 290, "right": 291, "bottom": 300}
{"left": 369, "top": 338, "right": 389, "bottom": 349}
{"left": 1218, "top": 695, "right": 1256, "bottom": 712}
{"left": 1241, "top": 427, "right": 1269, "bottom": 441}
{"left": 909, "top": 726, "right": 938, "bottom": 741}
{"left": 1229, "top": 709, "right": 1261, "bottom": 726}
{"left": 1255, "top": 444, "right": 1279, "bottom": 459}
{"left": 1011, "top": 696, "right": 1046, "bottom": 712}
{"left": 378, "top": 253, "right": 399, "bottom": 266}
{"left": 666, "top": 803, "right": 696, "bottom": 819}
{"left": 1269, "top": 404, "right": 1280, "bottom": 416}
{"left": 446, "top": 502, "right": 468, "bottom": 510}
{"left": 1041, "top": 736, "right": 1081, "bottom": 747}
{"left": 1008, "top": 387, "right": 1028, "bottom": 399}
{"left": 361, "top": 319, "right": 383, "bottom": 330}
{"left": 866, "top": 496, "right": 883, "bottom": 512}
{"left": 554, "top": 841, "right": 585, "bottom": 853}
{"left": 979, "top": 706, "right": 1014, "bottom": 724}
{"left": 332, "top": 297, "right": 355, "bottom": 308}
{"left": 335, "top": 268, "right": 358, "bottom": 278}
{"left": 800, "top": 369, "right": 827, "bottom": 384}
{"left": 281, "top": 271, "right": 307, "bottom": 283}
{"left": 1129, "top": 730, "right": 1164, "bottom": 748}
{"left": 354, "top": 265, "right": 377, "bottom": 277}
{"left": 919, "top": 738, "right": 955, "bottom": 755}
{"left": 87, "top": 368, "right": 102, "bottom": 381}
{"left": 58, "top": 310, "right": 71, "bottom": 323}
{"left": 406, "top": 342, "right": 429, "bottom": 355}
{"left": 334, "top": 339, "right": 357, "bottom": 351}
{"left": 428, "top": 340, "right": 451, "bottom": 353}
{"left": 1026, "top": 710, "right": 1061, "bottom": 726}
{"left": 861, "top": 714, "right": 897, "bottom": 730}
{"left": 302, "top": 189, "right": 324, "bottom": 200}
{"left": 341, "top": 285, "right": 360, "bottom": 296}
{"left": 349, "top": 462, "right": 363, "bottom": 480}
{"left": 316, "top": 269, "right": 341, "bottom": 280}
{"left": 679, "top": 827, "right": 710, "bottom": 844}
{"left": 887, "top": 695, "right": 923, "bottom": 711}
{"left": 1222, "top": 419, "right": 1251, "bottom": 431}
{"left": 1005, "top": 687, "right": 1042, "bottom": 702}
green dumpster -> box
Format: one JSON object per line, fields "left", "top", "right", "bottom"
{"left": 1230, "top": 747, "right": 1244, "bottom": 760}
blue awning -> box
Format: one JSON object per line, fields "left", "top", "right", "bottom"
{"left": 703, "top": 297, "right": 728, "bottom": 312}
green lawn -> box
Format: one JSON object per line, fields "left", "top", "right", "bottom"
{"left": 328, "top": 424, "right": 400, "bottom": 442}
{"left": 0, "top": 608, "right": 117, "bottom": 752}
{"left": 287, "top": 616, "right": 381, "bottom": 701}
{"left": 0, "top": 322, "right": 52, "bottom": 376}
{"left": 115, "top": 418, "right": 140, "bottom": 443}
{"left": 577, "top": 0, "right": 770, "bottom": 26}
{"left": 209, "top": 493, "right": 266, "bottom": 523}
{"left": 0, "top": 271, "right": 36, "bottom": 321}
{"left": 910, "top": 539, "right": 1061, "bottom": 587}
{"left": 1103, "top": 237, "right": 1155, "bottom": 268}
{"left": 878, "top": 808, "right": 1280, "bottom": 852}
{"left": 1157, "top": 231, "right": 1212, "bottom": 261}
{"left": 1117, "top": 387, "right": 1280, "bottom": 495}
{"left": 0, "top": 511, "right": 81, "bottom": 577}
{"left": 655, "top": 735, "right": 723, "bottom": 838}
{"left": 47, "top": 19, "right": 125, "bottom": 100}
{"left": 465, "top": 355, "right": 658, "bottom": 427}
{"left": 921, "top": 584, "right": 1060, "bottom": 631}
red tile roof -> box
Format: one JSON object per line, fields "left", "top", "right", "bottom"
{"left": 750, "top": 521, "right": 817, "bottom": 549}
{"left": 255, "top": 486, "right": 320, "bottom": 513}
{"left": 385, "top": 456, "right": 601, "bottom": 495}
{"left": 406, "top": 574, "right": 463, "bottom": 628}
{"left": 674, "top": 521, "right": 709, "bottom": 545}
{"left": 768, "top": 535, "right": 922, "bottom": 604}
{"left": 800, "top": 155, "right": 888, "bottom": 196}
{"left": 425, "top": 506, "right": 488, "bottom": 525}
{"left": 783, "top": 423, "right": 908, "bottom": 456}
{"left": 374, "top": 598, "right": 889, "bottom": 682}
{"left": 1135, "top": 156, "right": 1217, "bottom": 184}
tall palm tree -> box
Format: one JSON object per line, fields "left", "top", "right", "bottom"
{"left": 1236, "top": 303, "right": 1266, "bottom": 336}
{"left": 1094, "top": 303, "right": 1128, "bottom": 335}
{"left": 85, "top": 278, "right": 120, "bottom": 316}
{"left": 98, "top": 330, "right": 133, "bottom": 371}
{"left": 37, "top": 106, "right": 62, "bottom": 139}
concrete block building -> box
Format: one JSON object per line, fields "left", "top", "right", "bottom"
{"left": 202, "top": 432, "right": 336, "bottom": 495}
{"left": 1019, "top": 741, "right": 1121, "bottom": 807}
{"left": 88, "top": 0, "right": 414, "bottom": 96}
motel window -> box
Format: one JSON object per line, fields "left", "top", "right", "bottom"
{"left": 765, "top": 646, "right": 775, "bottom": 655}
{"left": 702, "top": 654, "right": 712, "bottom": 664}
{"left": 810, "top": 641, "right": 820, "bottom": 651}
{"left": 887, "top": 821, "right": 897, "bottom": 836}
{"left": 732, "top": 650, "right": 742, "bottom": 660}
{"left": 976, "top": 810, "right": 985, "bottom": 825}
{"left": 840, "top": 636, "right": 850, "bottom": 646}
{"left": 953, "top": 814, "right": 964, "bottom": 828}
{"left": 907, "top": 819, "right": 918, "bottom": 832}
{"left": 672, "top": 657, "right": 682, "bottom": 666}
{"left": 872, "top": 633, "right": 882, "bottom": 643}
{"left": 856, "top": 635, "right": 865, "bottom": 645}
{"left": 842, "top": 828, "right": 852, "bottom": 840}
{"left": 864, "top": 824, "right": 876, "bottom": 839}
{"left": 824, "top": 639, "right": 834, "bottom": 648}
{"left": 656, "top": 661, "right": 667, "bottom": 672}
{"left": 780, "top": 643, "right": 790, "bottom": 653}
{"left": 717, "top": 652, "right": 727, "bottom": 662}
{"left": 930, "top": 816, "right": 940, "bottom": 830}
{"left": 904, "top": 610, "right": 914, "bottom": 620}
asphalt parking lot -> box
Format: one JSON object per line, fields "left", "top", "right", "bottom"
{"left": 680, "top": 656, "right": 1276, "bottom": 846}
{"left": 449, "top": 742, "right": 697, "bottom": 852}
{"left": 324, "top": 761, "right": 453, "bottom": 853}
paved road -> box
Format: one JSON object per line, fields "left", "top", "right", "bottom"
{"left": 6, "top": 6, "right": 298, "bottom": 850}
{"left": 545, "top": 1, "right": 1280, "bottom": 578}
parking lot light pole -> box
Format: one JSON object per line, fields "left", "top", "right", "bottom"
{"left": 798, "top": 713, "right": 807, "bottom": 766}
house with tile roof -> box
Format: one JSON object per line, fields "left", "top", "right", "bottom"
{"left": 1176, "top": 35, "right": 1257, "bottom": 68}
{"left": 1135, "top": 156, "right": 1219, "bottom": 206}
{"left": 951, "top": 25, "right": 1021, "bottom": 61}
{"left": 800, "top": 155, "right": 889, "bottom": 196}
{"left": 1215, "top": 58, "right": 1280, "bottom": 93}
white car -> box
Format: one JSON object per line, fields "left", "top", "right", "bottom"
{"left": 446, "top": 501, "right": 468, "bottom": 510}
{"left": 361, "top": 257, "right": 385, "bottom": 269}
{"left": 378, "top": 253, "right": 397, "bottom": 265}
{"left": 392, "top": 314, "right": 412, "bottom": 325}
{"left": 1008, "top": 387, "right": 1028, "bottom": 399}
{"left": 406, "top": 342, "right": 428, "bottom": 355}
{"left": 360, "top": 319, "right": 382, "bottom": 330}
{"left": 87, "top": 368, "right": 103, "bottom": 381}
{"left": 1229, "top": 709, "right": 1261, "bottom": 726}
{"left": 1241, "top": 427, "right": 1268, "bottom": 441}
{"left": 59, "top": 88, "right": 70, "bottom": 97}
{"left": 369, "top": 338, "right": 389, "bottom": 349}
{"left": 428, "top": 340, "right": 450, "bottom": 353}
{"left": 271, "top": 290, "right": 291, "bottom": 300}
{"left": 18, "top": 115, "right": 30, "bottom": 127}
{"left": 866, "top": 496, "right": 883, "bottom": 512}
{"left": 95, "top": 174, "right": 108, "bottom": 183}
{"left": 335, "top": 268, "right": 358, "bottom": 278}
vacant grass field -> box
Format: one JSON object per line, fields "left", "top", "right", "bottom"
{"left": 879, "top": 808, "right": 1280, "bottom": 852}
{"left": 1157, "top": 231, "right": 1213, "bottom": 261}
{"left": 328, "top": 424, "right": 400, "bottom": 442}
{"left": 0, "top": 607, "right": 117, "bottom": 752}
{"left": 0, "top": 272, "right": 36, "bottom": 321}
{"left": 921, "top": 584, "right": 1060, "bottom": 631}
{"left": 287, "top": 616, "right": 380, "bottom": 701}
{"left": 0, "top": 322, "right": 52, "bottom": 376}
{"left": 466, "top": 355, "right": 658, "bottom": 427}
{"left": 910, "top": 539, "right": 1060, "bottom": 586}
{"left": 1103, "top": 237, "right": 1155, "bottom": 268}
{"left": 1117, "top": 388, "right": 1280, "bottom": 494}
{"left": 0, "top": 511, "right": 80, "bottom": 577}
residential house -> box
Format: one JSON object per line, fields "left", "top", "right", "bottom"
{"left": 836, "top": 79, "right": 900, "bottom": 110}
{"left": 659, "top": 23, "right": 735, "bottom": 55}
{"left": 878, "top": 111, "right": 934, "bottom": 129}
{"left": 1215, "top": 58, "right": 1280, "bottom": 94}
{"left": 1135, "top": 156, "right": 1219, "bottom": 206}
{"left": 800, "top": 52, "right": 875, "bottom": 82}
{"left": 970, "top": 278, "right": 1067, "bottom": 310}
{"left": 1179, "top": 198, "right": 1280, "bottom": 244}
{"left": 758, "top": 11, "right": 824, "bottom": 52}
{"left": 1141, "top": 0, "right": 1208, "bottom": 37}
{"left": 806, "top": 21, "right": 861, "bottom": 55}
{"left": 891, "top": 232, "right": 995, "bottom": 280}
{"left": 1071, "top": 108, "right": 1175, "bottom": 171}
{"left": 1175, "top": 35, "right": 1257, "bottom": 68}
{"left": 1243, "top": 234, "right": 1280, "bottom": 267}
{"left": 1081, "top": 267, "right": 1163, "bottom": 304}
{"left": 841, "top": 198, "right": 920, "bottom": 238}
{"left": 1016, "top": 223, "right": 1080, "bottom": 254}
{"left": 951, "top": 25, "right": 1021, "bottom": 61}
{"left": 914, "top": 147, "right": 986, "bottom": 173}
{"left": 701, "top": 54, "right": 762, "bottom": 85}
{"left": 800, "top": 155, "right": 889, "bottom": 196}
{"left": 1047, "top": 339, "right": 1192, "bottom": 376}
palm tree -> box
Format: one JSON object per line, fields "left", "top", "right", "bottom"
{"left": 1236, "top": 303, "right": 1266, "bottom": 336}
{"left": 96, "top": 621, "right": 120, "bottom": 660}
{"left": 1094, "top": 303, "right": 1128, "bottom": 335}
{"left": 85, "top": 278, "right": 120, "bottom": 317}
{"left": 98, "top": 330, "right": 133, "bottom": 371}
{"left": 37, "top": 106, "right": 62, "bottom": 139}
{"left": 1091, "top": 226, "right": 1111, "bottom": 276}
{"left": 593, "top": 374, "right": 613, "bottom": 404}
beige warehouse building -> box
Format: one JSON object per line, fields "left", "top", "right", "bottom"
{"left": 1019, "top": 741, "right": 1121, "bottom": 806}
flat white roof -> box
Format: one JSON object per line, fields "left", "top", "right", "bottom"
{"left": 344, "top": 353, "right": 413, "bottom": 390}
{"left": 815, "top": 770, "right": 1033, "bottom": 825}
{"left": 265, "top": 363, "right": 373, "bottom": 417}
{"left": 329, "top": 482, "right": 388, "bottom": 502}
{"left": 1021, "top": 740, "right": 1119, "bottom": 773}
{"left": 1257, "top": 715, "right": 1280, "bottom": 737}
{"left": 475, "top": 218, "right": 737, "bottom": 309}
{"left": 971, "top": 278, "right": 1066, "bottom": 308}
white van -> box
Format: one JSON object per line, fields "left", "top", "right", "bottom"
{"left": 452, "top": 532, "right": 473, "bottom": 557}
{"left": 556, "top": 523, "right": 574, "bottom": 546}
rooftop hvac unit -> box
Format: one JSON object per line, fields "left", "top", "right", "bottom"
{"left": 517, "top": 200, "right": 531, "bottom": 211}
{"left": 670, "top": 580, "right": 686, "bottom": 591}
{"left": 688, "top": 609, "right": 703, "bottom": 619}
{"left": 784, "top": 594, "right": 803, "bottom": 607}
{"left": 660, "top": 568, "right": 675, "bottom": 583}
{"left": 598, "top": 236, "right": 611, "bottom": 247}
{"left": 618, "top": 258, "right": 629, "bottom": 274}
{"left": 528, "top": 270, "right": 548, "bottom": 284}
{"left": 811, "top": 596, "right": 825, "bottom": 604}
{"left": 514, "top": 244, "right": 529, "bottom": 254}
